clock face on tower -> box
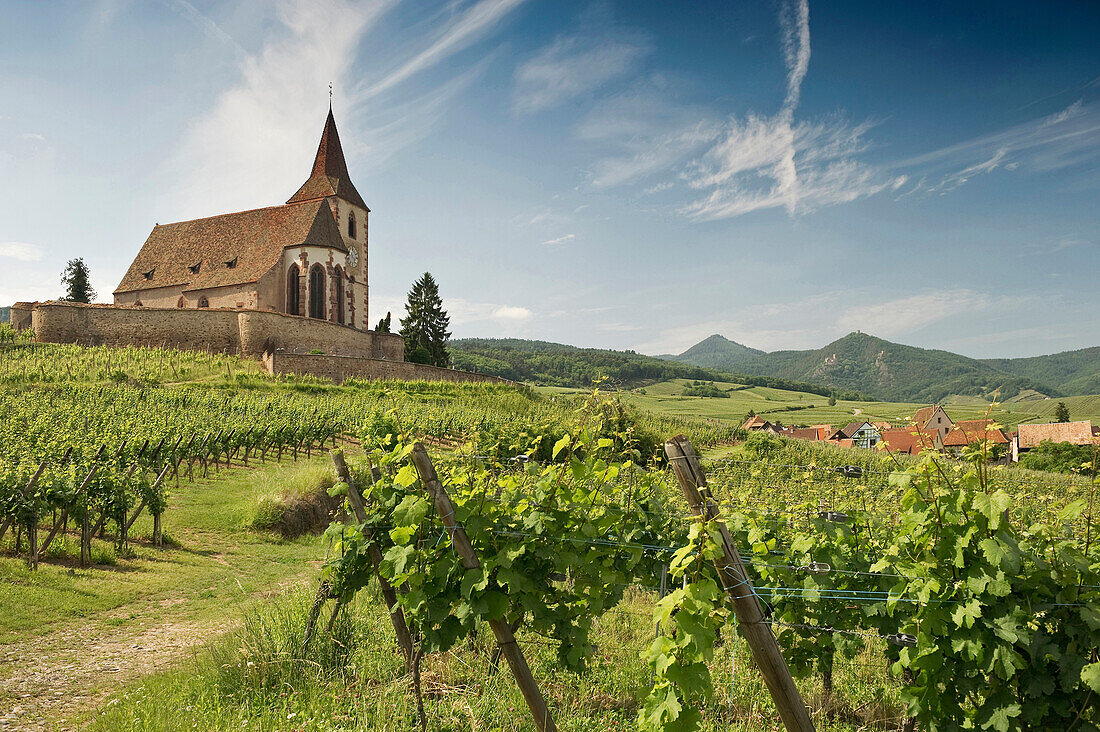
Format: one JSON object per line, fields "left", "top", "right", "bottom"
{"left": 346, "top": 246, "right": 359, "bottom": 268}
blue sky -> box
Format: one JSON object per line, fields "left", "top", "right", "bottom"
{"left": 1, "top": 0, "right": 1097, "bottom": 358}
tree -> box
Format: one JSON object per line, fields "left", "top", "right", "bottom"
{"left": 399, "top": 272, "right": 451, "bottom": 368}
{"left": 375, "top": 312, "right": 392, "bottom": 333}
{"left": 828, "top": 395, "right": 837, "bottom": 407}
{"left": 60, "top": 258, "right": 96, "bottom": 303}
{"left": 1054, "top": 401, "right": 1071, "bottom": 423}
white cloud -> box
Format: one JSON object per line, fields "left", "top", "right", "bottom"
{"left": 0, "top": 241, "right": 43, "bottom": 262}
{"left": 898, "top": 99, "right": 1100, "bottom": 193}
{"left": 18, "top": 133, "right": 46, "bottom": 142}
{"left": 833, "top": 290, "right": 996, "bottom": 338}
{"left": 541, "top": 233, "right": 575, "bottom": 245}
{"left": 491, "top": 305, "right": 533, "bottom": 320}
{"left": 360, "top": 0, "right": 528, "bottom": 100}
{"left": 513, "top": 33, "right": 650, "bottom": 114}
{"left": 164, "top": 0, "right": 392, "bottom": 219}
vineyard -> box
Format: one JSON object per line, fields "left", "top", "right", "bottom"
{"left": 3, "top": 341, "right": 1099, "bottom": 731}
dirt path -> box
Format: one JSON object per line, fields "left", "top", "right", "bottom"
{"left": 0, "top": 614, "right": 234, "bottom": 731}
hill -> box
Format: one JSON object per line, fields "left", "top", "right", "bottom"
{"left": 657, "top": 334, "right": 763, "bottom": 369}
{"left": 982, "top": 347, "right": 1100, "bottom": 396}
{"left": 450, "top": 338, "right": 865, "bottom": 398}
{"left": 0, "top": 306, "right": 9, "bottom": 323}
{"left": 663, "top": 332, "right": 1052, "bottom": 402}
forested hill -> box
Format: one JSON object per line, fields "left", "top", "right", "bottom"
{"left": 449, "top": 338, "right": 865, "bottom": 398}
{"left": 656, "top": 334, "right": 763, "bottom": 368}
{"left": 663, "top": 332, "right": 1055, "bottom": 402}
{"left": 981, "top": 347, "right": 1100, "bottom": 396}
{"left": 0, "top": 306, "right": 10, "bottom": 323}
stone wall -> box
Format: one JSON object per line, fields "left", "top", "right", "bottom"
{"left": 264, "top": 352, "right": 509, "bottom": 385}
{"left": 28, "top": 301, "right": 404, "bottom": 361}
{"left": 10, "top": 302, "right": 36, "bottom": 331}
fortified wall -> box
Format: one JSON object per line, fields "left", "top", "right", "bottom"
{"left": 27, "top": 301, "right": 403, "bottom": 360}
{"left": 20, "top": 301, "right": 505, "bottom": 385}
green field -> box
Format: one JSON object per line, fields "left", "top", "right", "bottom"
{"left": 552, "top": 378, "right": 1100, "bottom": 431}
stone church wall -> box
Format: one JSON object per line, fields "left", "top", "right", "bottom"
{"left": 264, "top": 352, "right": 509, "bottom": 385}
{"left": 29, "top": 302, "right": 405, "bottom": 362}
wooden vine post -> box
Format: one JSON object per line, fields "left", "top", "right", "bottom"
{"left": 409, "top": 443, "right": 558, "bottom": 732}
{"left": 664, "top": 435, "right": 815, "bottom": 732}
{"left": 329, "top": 450, "right": 415, "bottom": 665}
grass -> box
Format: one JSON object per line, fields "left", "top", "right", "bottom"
{"left": 88, "top": 583, "right": 905, "bottom": 731}
{"left": 568, "top": 378, "right": 1100, "bottom": 431}
{"left": 0, "top": 456, "right": 333, "bottom": 643}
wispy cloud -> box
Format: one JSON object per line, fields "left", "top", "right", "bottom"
{"left": 833, "top": 290, "right": 997, "bottom": 338}
{"left": 0, "top": 241, "right": 43, "bottom": 262}
{"left": 163, "top": 0, "right": 247, "bottom": 57}
{"left": 897, "top": 99, "right": 1100, "bottom": 193}
{"left": 577, "top": 89, "right": 721, "bottom": 188}
{"left": 18, "top": 133, "right": 46, "bottom": 142}
{"left": 1022, "top": 235, "right": 1089, "bottom": 256}
{"left": 360, "top": 0, "right": 528, "bottom": 100}
{"left": 164, "top": 0, "right": 392, "bottom": 219}
{"left": 541, "top": 233, "right": 575, "bottom": 245}
{"left": 681, "top": 0, "right": 895, "bottom": 220}
{"left": 513, "top": 31, "right": 651, "bottom": 114}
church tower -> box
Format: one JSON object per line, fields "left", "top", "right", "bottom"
{"left": 287, "top": 109, "right": 370, "bottom": 329}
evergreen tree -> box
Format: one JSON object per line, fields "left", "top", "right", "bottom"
{"left": 399, "top": 272, "right": 451, "bottom": 367}
{"left": 60, "top": 258, "right": 96, "bottom": 303}
{"left": 1054, "top": 401, "right": 1071, "bottom": 423}
{"left": 375, "top": 312, "right": 392, "bottom": 333}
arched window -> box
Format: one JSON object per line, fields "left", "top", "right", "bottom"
{"left": 334, "top": 266, "right": 345, "bottom": 324}
{"left": 286, "top": 263, "right": 301, "bottom": 315}
{"left": 198, "top": 296, "right": 209, "bottom": 308}
{"left": 348, "top": 213, "right": 357, "bottom": 239}
{"left": 177, "top": 297, "right": 185, "bottom": 309}
{"left": 308, "top": 264, "right": 325, "bottom": 319}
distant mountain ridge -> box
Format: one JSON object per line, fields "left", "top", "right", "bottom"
{"left": 450, "top": 338, "right": 866, "bottom": 398}
{"left": 662, "top": 332, "right": 1098, "bottom": 402}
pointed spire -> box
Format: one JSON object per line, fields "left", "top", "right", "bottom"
{"left": 287, "top": 109, "right": 369, "bottom": 211}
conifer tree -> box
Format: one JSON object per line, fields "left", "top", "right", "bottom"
{"left": 60, "top": 258, "right": 96, "bottom": 303}
{"left": 1055, "top": 401, "right": 1071, "bottom": 423}
{"left": 375, "top": 312, "right": 392, "bottom": 333}
{"left": 399, "top": 272, "right": 451, "bottom": 367}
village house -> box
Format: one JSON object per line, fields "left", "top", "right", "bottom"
{"left": 1011, "top": 420, "right": 1097, "bottom": 462}
{"left": 911, "top": 405, "right": 954, "bottom": 441}
{"left": 829, "top": 421, "right": 882, "bottom": 449}
{"left": 879, "top": 427, "right": 942, "bottom": 456}
{"left": 940, "top": 419, "right": 1010, "bottom": 456}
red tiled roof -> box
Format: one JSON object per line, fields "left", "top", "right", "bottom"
{"left": 1017, "top": 421, "right": 1096, "bottom": 449}
{"left": 115, "top": 199, "right": 345, "bottom": 294}
{"left": 286, "top": 109, "right": 369, "bottom": 211}
{"left": 743, "top": 415, "right": 768, "bottom": 429}
{"left": 788, "top": 427, "right": 822, "bottom": 441}
{"left": 880, "top": 428, "right": 940, "bottom": 455}
{"left": 942, "top": 420, "right": 1009, "bottom": 447}
{"left": 912, "top": 406, "right": 938, "bottom": 426}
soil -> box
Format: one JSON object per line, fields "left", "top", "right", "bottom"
{"left": 0, "top": 616, "right": 233, "bottom": 731}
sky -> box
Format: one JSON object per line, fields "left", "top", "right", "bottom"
{"left": 1, "top": 0, "right": 1098, "bottom": 359}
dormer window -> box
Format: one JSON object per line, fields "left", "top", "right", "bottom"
{"left": 348, "top": 213, "right": 357, "bottom": 239}
{"left": 225, "top": 257, "right": 237, "bottom": 269}
{"left": 189, "top": 262, "right": 201, "bottom": 274}
{"left": 142, "top": 268, "right": 155, "bottom": 280}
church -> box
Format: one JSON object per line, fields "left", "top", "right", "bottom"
{"left": 113, "top": 109, "right": 370, "bottom": 330}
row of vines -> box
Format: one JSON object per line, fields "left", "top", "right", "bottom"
{"left": 313, "top": 400, "right": 1100, "bottom": 731}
